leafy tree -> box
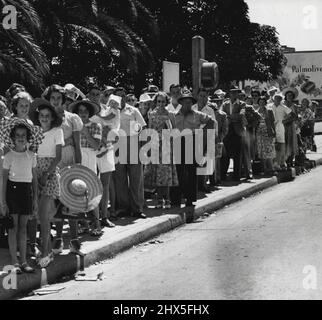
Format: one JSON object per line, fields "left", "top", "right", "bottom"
{"left": 0, "top": 0, "right": 285, "bottom": 96}
{"left": 248, "top": 23, "right": 287, "bottom": 82}
{"left": 32, "top": 0, "right": 159, "bottom": 93}
{"left": 143, "top": 0, "right": 285, "bottom": 91}
{"left": 0, "top": 0, "right": 49, "bottom": 95}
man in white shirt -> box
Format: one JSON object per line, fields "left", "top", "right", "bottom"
{"left": 114, "top": 87, "right": 147, "bottom": 219}
{"left": 267, "top": 86, "right": 278, "bottom": 104}
{"left": 166, "top": 84, "right": 182, "bottom": 114}
{"left": 269, "top": 92, "right": 291, "bottom": 169}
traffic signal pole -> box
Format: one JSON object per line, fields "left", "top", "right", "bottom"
{"left": 192, "top": 36, "right": 205, "bottom": 98}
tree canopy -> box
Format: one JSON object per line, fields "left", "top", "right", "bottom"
{"left": 0, "top": 0, "right": 286, "bottom": 95}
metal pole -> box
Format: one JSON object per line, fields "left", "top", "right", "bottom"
{"left": 192, "top": 36, "right": 205, "bottom": 98}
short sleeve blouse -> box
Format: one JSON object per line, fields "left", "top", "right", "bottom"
{"left": 61, "top": 111, "right": 83, "bottom": 140}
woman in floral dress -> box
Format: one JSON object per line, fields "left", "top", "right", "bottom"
{"left": 299, "top": 98, "right": 315, "bottom": 154}
{"left": 256, "top": 96, "right": 276, "bottom": 175}
{"left": 144, "top": 92, "right": 178, "bottom": 209}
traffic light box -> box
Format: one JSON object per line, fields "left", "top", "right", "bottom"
{"left": 200, "top": 59, "right": 219, "bottom": 90}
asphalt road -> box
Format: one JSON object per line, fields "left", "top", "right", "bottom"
{"left": 21, "top": 163, "right": 322, "bottom": 300}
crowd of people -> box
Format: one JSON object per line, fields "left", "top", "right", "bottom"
{"left": 0, "top": 81, "right": 317, "bottom": 273}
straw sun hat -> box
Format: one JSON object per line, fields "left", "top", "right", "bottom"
{"left": 59, "top": 164, "right": 103, "bottom": 213}
{"left": 0, "top": 117, "right": 44, "bottom": 151}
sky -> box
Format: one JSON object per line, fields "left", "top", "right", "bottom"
{"left": 245, "top": 0, "right": 322, "bottom": 51}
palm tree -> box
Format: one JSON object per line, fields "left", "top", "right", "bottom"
{"left": 32, "top": 0, "right": 159, "bottom": 86}
{"left": 0, "top": 0, "right": 49, "bottom": 93}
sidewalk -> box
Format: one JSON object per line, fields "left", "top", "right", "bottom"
{"left": 1, "top": 138, "right": 322, "bottom": 299}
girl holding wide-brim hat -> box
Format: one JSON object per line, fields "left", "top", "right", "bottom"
{"left": 0, "top": 118, "right": 44, "bottom": 273}
{"left": 71, "top": 99, "right": 103, "bottom": 236}
{"left": 31, "top": 98, "right": 64, "bottom": 267}
{"left": 42, "top": 84, "right": 83, "bottom": 255}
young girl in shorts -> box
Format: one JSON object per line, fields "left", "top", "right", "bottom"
{"left": 1, "top": 122, "right": 39, "bottom": 273}
{"left": 10, "top": 92, "right": 40, "bottom": 255}
{"left": 32, "top": 99, "right": 64, "bottom": 267}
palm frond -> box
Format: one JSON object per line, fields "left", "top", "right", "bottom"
{"left": 4, "top": 29, "right": 49, "bottom": 76}
{"left": 6, "top": 0, "right": 41, "bottom": 35}
{"left": 67, "top": 23, "right": 109, "bottom": 49}
{"left": 132, "top": 0, "right": 159, "bottom": 42}
{"left": 97, "top": 13, "right": 138, "bottom": 71}
{"left": 0, "top": 51, "right": 43, "bottom": 88}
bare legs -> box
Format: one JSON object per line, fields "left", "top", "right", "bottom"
{"left": 8, "top": 214, "right": 29, "bottom": 265}
{"left": 100, "top": 172, "right": 112, "bottom": 219}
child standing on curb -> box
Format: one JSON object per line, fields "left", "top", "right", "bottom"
{"left": 10, "top": 91, "right": 40, "bottom": 257}
{"left": 32, "top": 99, "right": 64, "bottom": 268}
{"left": 1, "top": 121, "right": 40, "bottom": 273}
{"left": 71, "top": 100, "right": 103, "bottom": 236}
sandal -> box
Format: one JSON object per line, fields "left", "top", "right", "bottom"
{"left": 21, "top": 262, "right": 35, "bottom": 273}
{"left": 78, "top": 227, "right": 90, "bottom": 235}
{"left": 11, "top": 263, "right": 22, "bottom": 275}
{"left": 101, "top": 218, "right": 115, "bottom": 228}
{"left": 164, "top": 200, "right": 171, "bottom": 209}
{"left": 38, "top": 253, "right": 54, "bottom": 268}
{"left": 90, "top": 229, "right": 103, "bottom": 237}
{"left": 155, "top": 199, "right": 164, "bottom": 209}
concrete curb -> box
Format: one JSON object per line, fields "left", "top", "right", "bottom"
{"left": 0, "top": 166, "right": 316, "bottom": 299}
{"left": 83, "top": 214, "right": 184, "bottom": 268}
{"left": 194, "top": 177, "right": 278, "bottom": 219}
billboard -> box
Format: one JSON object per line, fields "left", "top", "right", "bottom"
{"left": 244, "top": 51, "right": 322, "bottom": 101}
{"left": 162, "top": 61, "right": 180, "bottom": 93}
{"left": 277, "top": 51, "right": 322, "bottom": 101}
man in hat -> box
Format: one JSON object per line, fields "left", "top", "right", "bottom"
{"left": 214, "top": 89, "right": 226, "bottom": 101}
{"left": 210, "top": 93, "right": 225, "bottom": 109}
{"left": 113, "top": 87, "right": 147, "bottom": 219}
{"left": 146, "top": 84, "right": 159, "bottom": 100}
{"left": 138, "top": 93, "right": 153, "bottom": 124}
{"left": 221, "top": 85, "right": 248, "bottom": 181}
{"left": 100, "top": 85, "right": 115, "bottom": 105}
{"left": 166, "top": 84, "right": 182, "bottom": 114}
{"left": 267, "top": 86, "right": 278, "bottom": 104}
{"left": 171, "top": 91, "right": 215, "bottom": 216}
